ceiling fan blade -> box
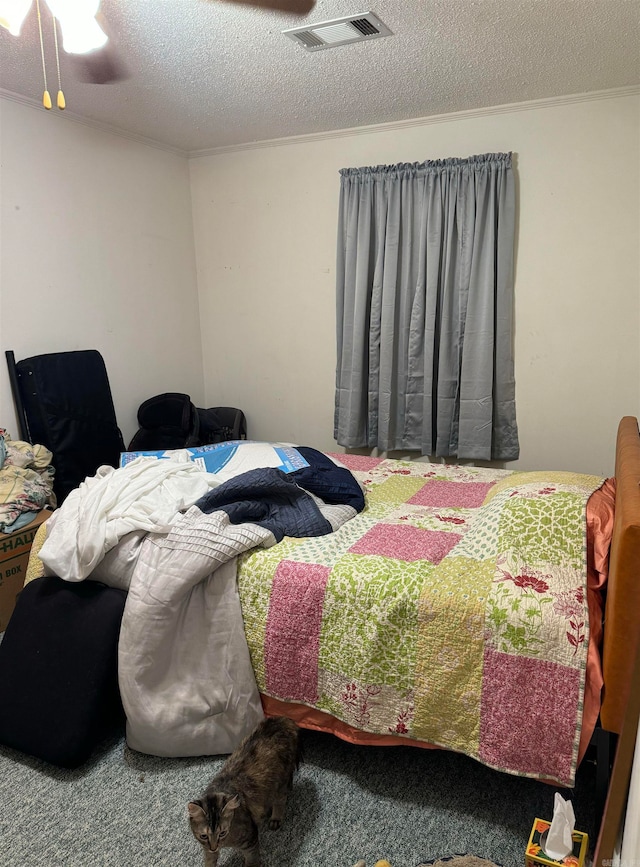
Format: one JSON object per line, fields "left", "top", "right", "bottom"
{"left": 64, "top": 9, "right": 128, "bottom": 85}
{"left": 214, "top": 0, "right": 315, "bottom": 14}
{"left": 68, "top": 43, "right": 129, "bottom": 84}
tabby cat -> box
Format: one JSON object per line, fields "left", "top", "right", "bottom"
{"left": 187, "top": 716, "right": 302, "bottom": 866}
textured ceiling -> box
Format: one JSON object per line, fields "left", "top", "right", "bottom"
{"left": 1, "top": 0, "right": 639, "bottom": 153}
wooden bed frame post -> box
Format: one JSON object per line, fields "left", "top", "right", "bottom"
{"left": 594, "top": 622, "right": 640, "bottom": 866}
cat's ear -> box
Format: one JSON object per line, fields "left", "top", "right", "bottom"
{"left": 188, "top": 801, "right": 206, "bottom": 819}
{"left": 222, "top": 794, "right": 241, "bottom": 814}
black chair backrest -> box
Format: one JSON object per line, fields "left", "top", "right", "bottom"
{"left": 197, "top": 407, "right": 247, "bottom": 444}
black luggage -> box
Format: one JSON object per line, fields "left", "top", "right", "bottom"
{"left": 6, "top": 349, "right": 125, "bottom": 504}
{"left": 0, "top": 576, "right": 126, "bottom": 768}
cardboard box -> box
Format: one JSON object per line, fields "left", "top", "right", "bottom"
{"left": 0, "top": 510, "right": 53, "bottom": 632}
{"left": 526, "top": 818, "right": 588, "bottom": 867}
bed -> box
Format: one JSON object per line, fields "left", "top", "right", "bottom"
{"left": 13, "top": 417, "right": 640, "bottom": 790}
{"left": 235, "top": 416, "right": 639, "bottom": 788}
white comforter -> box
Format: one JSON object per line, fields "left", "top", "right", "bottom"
{"left": 39, "top": 455, "right": 222, "bottom": 581}
{"left": 113, "top": 506, "right": 270, "bottom": 756}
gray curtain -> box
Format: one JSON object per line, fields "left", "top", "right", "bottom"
{"left": 334, "top": 152, "right": 519, "bottom": 461}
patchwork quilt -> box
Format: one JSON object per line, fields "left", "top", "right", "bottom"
{"left": 237, "top": 457, "right": 604, "bottom": 786}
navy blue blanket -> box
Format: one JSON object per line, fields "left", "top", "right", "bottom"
{"left": 291, "top": 447, "right": 365, "bottom": 511}
{"left": 194, "top": 446, "right": 364, "bottom": 543}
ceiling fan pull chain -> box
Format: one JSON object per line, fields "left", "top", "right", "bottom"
{"left": 52, "top": 14, "right": 65, "bottom": 110}
{"left": 35, "top": 0, "right": 51, "bottom": 109}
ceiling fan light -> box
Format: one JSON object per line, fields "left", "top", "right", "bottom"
{"left": 44, "top": 0, "right": 107, "bottom": 53}
{"left": 0, "top": 0, "right": 33, "bottom": 36}
{"left": 57, "top": 14, "right": 107, "bottom": 53}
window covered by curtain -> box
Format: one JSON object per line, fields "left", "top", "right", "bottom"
{"left": 334, "top": 152, "right": 519, "bottom": 462}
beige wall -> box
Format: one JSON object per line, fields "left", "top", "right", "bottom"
{"left": 1, "top": 92, "right": 637, "bottom": 475}
{"left": 190, "top": 92, "right": 640, "bottom": 476}
{"left": 0, "top": 97, "right": 203, "bottom": 446}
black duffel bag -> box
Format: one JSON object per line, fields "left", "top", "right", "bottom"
{"left": 127, "top": 393, "right": 246, "bottom": 451}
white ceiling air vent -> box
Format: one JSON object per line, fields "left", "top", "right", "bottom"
{"left": 283, "top": 12, "right": 392, "bottom": 52}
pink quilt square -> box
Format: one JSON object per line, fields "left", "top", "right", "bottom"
{"left": 349, "top": 524, "right": 461, "bottom": 563}
{"left": 479, "top": 647, "right": 580, "bottom": 784}
{"left": 326, "top": 453, "right": 382, "bottom": 472}
{"left": 408, "top": 480, "right": 494, "bottom": 509}
{"left": 265, "top": 561, "right": 330, "bottom": 703}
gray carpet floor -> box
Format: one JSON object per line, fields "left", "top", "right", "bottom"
{"left": 0, "top": 723, "right": 598, "bottom": 867}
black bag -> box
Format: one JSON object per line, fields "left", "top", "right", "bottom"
{"left": 5, "top": 349, "right": 125, "bottom": 504}
{"left": 127, "top": 393, "right": 246, "bottom": 451}
{"left": 0, "top": 576, "right": 126, "bottom": 768}
{"left": 127, "top": 392, "right": 201, "bottom": 451}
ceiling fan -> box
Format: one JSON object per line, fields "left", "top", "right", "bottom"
{"left": 216, "top": 0, "right": 315, "bottom": 11}
{"left": 0, "top": 0, "right": 315, "bottom": 105}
